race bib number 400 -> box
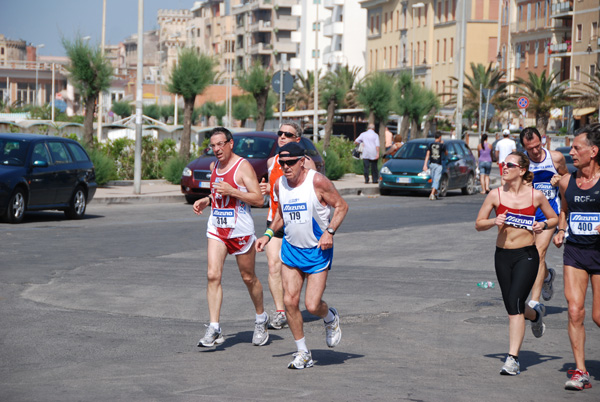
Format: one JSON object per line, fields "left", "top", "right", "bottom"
{"left": 534, "top": 182, "right": 557, "bottom": 199}
{"left": 569, "top": 212, "right": 600, "bottom": 236}
{"left": 212, "top": 208, "right": 235, "bottom": 228}
{"left": 282, "top": 202, "right": 308, "bottom": 224}
{"left": 504, "top": 212, "right": 535, "bottom": 231}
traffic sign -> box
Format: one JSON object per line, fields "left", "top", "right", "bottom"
{"left": 517, "top": 96, "right": 529, "bottom": 109}
{"left": 272, "top": 71, "right": 294, "bottom": 95}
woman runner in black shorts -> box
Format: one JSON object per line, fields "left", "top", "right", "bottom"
{"left": 476, "top": 151, "right": 558, "bottom": 375}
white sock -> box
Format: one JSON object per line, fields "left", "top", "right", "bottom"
{"left": 209, "top": 322, "right": 220, "bottom": 331}
{"left": 256, "top": 312, "right": 268, "bottom": 323}
{"left": 295, "top": 337, "right": 309, "bottom": 353}
{"left": 528, "top": 300, "right": 539, "bottom": 309}
{"left": 324, "top": 308, "right": 335, "bottom": 323}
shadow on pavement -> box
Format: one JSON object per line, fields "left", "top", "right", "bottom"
{"left": 485, "top": 351, "right": 562, "bottom": 373}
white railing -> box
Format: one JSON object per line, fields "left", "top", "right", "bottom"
{"left": 551, "top": 2, "right": 572, "bottom": 16}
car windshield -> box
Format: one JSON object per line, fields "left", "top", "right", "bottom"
{"left": 0, "top": 139, "right": 28, "bottom": 166}
{"left": 204, "top": 136, "right": 276, "bottom": 159}
{"left": 394, "top": 142, "right": 430, "bottom": 160}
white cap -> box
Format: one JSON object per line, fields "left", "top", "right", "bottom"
{"left": 502, "top": 129, "right": 510, "bottom": 136}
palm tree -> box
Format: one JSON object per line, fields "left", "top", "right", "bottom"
{"left": 392, "top": 73, "right": 415, "bottom": 141}
{"left": 167, "top": 48, "right": 215, "bottom": 158}
{"left": 319, "top": 66, "right": 356, "bottom": 150}
{"left": 393, "top": 75, "right": 440, "bottom": 139}
{"left": 449, "top": 63, "right": 508, "bottom": 129}
{"left": 62, "top": 36, "right": 113, "bottom": 148}
{"left": 237, "top": 62, "right": 272, "bottom": 131}
{"left": 288, "top": 70, "right": 316, "bottom": 110}
{"left": 356, "top": 72, "right": 393, "bottom": 155}
{"left": 512, "top": 70, "right": 572, "bottom": 137}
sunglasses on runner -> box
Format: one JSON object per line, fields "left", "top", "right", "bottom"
{"left": 277, "top": 130, "right": 297, "bottom": 138}
{"left": 501, "top": 162, "right": 521, "bottom": 169}
{"left": 279, "top": 157, "right": 303, "bottom": 167}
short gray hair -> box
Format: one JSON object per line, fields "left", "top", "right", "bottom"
{"left": 367, "top": 123, "right": 376, "bottom": 130}
{"left": 280, "top": 120, "right": 303, "bottom": 137}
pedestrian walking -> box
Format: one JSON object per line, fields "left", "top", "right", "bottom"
{"left": 355, "top": 123, "right": 380, "bottom": 184}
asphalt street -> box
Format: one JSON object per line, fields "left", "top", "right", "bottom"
{"left": 0, "top": 193, "right": 598, "bottom": 401}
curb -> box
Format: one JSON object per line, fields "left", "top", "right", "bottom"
{"left": 92, "top": 195, "right": 187, "bottom": 205}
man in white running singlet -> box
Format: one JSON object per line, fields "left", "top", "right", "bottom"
{"left": 256, "top": 142, "right": 348, "bottom": 370}
{"left": 193, "top": 127, "right": 269, "bottom": 349}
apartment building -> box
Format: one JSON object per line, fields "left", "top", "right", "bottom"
{"left": 157, "top": 9, "right": 193, "bottom": 82}
{"left": 233, "top": 0, "right": 299, "bottom": 71}
{"left": 322, "top": 0, "right": 367, "bottom": 78}
{"left": 361, "top": 0, "right": 499, "bottom": 106}
{"left": 290, "top": 0, "right": 332, "bottom": 74}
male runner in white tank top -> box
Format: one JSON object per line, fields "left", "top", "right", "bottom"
{"left": 520, "top": 127, "right": 568, "bottom": 322}
{"left": 256, "top": 142, "right": 349, "bottom": 369}
{"left": 193, "top": 127, "right": 269, "bottom": 348}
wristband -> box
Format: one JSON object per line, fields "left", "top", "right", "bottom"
{"left": 264, "top": 228, "right": 274, "bottom": 240}
{"left": 557, "top": 228, "right": 566, "bottom": 233}
{"left": 543, "top": 221, "right": 548, "bottom": 230}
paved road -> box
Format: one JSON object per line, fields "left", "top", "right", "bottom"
{"left": 0, "top": 194, "right": 598, "bottom": 401}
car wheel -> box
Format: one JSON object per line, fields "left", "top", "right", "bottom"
{"left": 4, "top": 188, "right": 26, "bottom": 224}
{"left": 64, "top": 186, "right": 87, "bottom": 219}
{"left": 185, "top": 195, "right": 200, "bottom": 205}
{"left": 461, "top": 174, "right": 475, "bottom": 195}
{"left": 438, "top": 175, "right": 449, "bottom": 198}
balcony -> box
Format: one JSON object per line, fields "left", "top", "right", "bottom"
{"left": 323, "top": 20, "right": 343, "bottom": 37}
{"left": 324, "top": 0, "right": 344, "bottom": 9}
{"left": 273, "top": 41, "right": 297, "bottom": 54}
{"left": 249, "top": 19, "right": 272, "bottom": 32}
{"left": 550, "top": 2, "right": 572, "bottom": 19}
{"left": 273, "top": 16, "right": 297, "bottom": 31}
{"left": 249, "top": 42, "right": 273, "bottom": 55}
{"left": 549, "top": 41, "right": 572, "bottom": 56}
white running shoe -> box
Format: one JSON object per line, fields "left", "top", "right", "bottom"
{"left": 288, "top": 351, "right": 314, "bottom": 370}
{"left": 252, "top": 316, "right": 269, "bottom": 346}
{"left": 269, "top": 311, "right": 288, "bottom": 330}
{"left": 500, "top": 355, "right": 520, "bottom": 376}
{"left": 325, "top": 307, "right": 342, "bottom": 348}
{"left": 531, "top": 304, "right": 546, "bottom": 338}
{"left": 197, "top": 325, "right": 224, "bottom": 347}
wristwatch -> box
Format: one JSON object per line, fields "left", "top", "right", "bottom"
{"left": 326, "top": 227, "right": 336, "bottom": 235}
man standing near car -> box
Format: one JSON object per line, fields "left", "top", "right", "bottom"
{"left": 355, "top": 123, "right": 380, "bottom": 184}
{"left": 423, "top": 132, "right": 447, "bottom": 200}
{"left": 258, "top": 121, "right": 316, "bottom": 330}
{"left": 552, "top": 124, "right": 600, "bottom": 391}
{"left": 496, "top": 129, "right": 517, "bottom": 174}
{"left": 520, "top": 127, "right": 568, "bottom": 320}
{"left": 256, "top": 142, "right": 348, "bottom": 370}
{"left": 193, "top": 127, "right": 269, "bottom": 348}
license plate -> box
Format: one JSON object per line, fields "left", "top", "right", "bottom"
{"left": 396, "top": 177, "right": 411, "bottom": 184}
{"left": 199, "top": 181, "right": 211, "bottom": 189}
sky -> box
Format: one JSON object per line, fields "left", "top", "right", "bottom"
{"left": 0, "top": 0, "right": 192, "bottom": 58}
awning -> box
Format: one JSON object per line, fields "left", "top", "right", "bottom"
{"left": 572, "top": 107, "right": 597, "bottom": 118}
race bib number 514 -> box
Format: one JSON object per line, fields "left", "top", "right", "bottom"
{"left": 569, "top": 212, "right": 600, "bottom": 236}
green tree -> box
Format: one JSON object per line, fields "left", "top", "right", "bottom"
{"left": 167, "top": 48, "right": 215, "bottom": 158}
{"left": 288, "top": 70, "right": 316, "bottom": 110}
{"left": 512, "top": 70, "right": 572, "bottom": 137}
{"left": 233, "top": 95, "right": 254, "bottom": 127}
{"left": 62, "top": 36, "right": 113, "bottom": 147}
{"left": 213, "top": 103, "right": 226, "bottom": 125}
{"left": 393, "top": 75, "right": 440, "bottom": 139}
{"left": 449, "top": 63, "right": 508, "bottom": 129}
{"left": 199, "top": 101, "right": 216, "bottom": 125}
{"left": 319, "top": 66, "right": 356, "bottom": 150}
{"left": 357, "top": 72, "right": 393, "bottom": 155}
{"left": 392, "top": 73, "right": 414, "bottom": 141}
{"left": 143, "top": 104, "right": 161, "bottom": 121}
{"left": 237, "top": 62, "right": 272, "bottom": 131}
{"left": 111, "top": 100, "right": 132, "bottom": 118}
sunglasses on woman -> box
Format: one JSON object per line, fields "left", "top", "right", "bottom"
{"left": 279, "top": 157, "right": 303, "bottom": 167}
{"left": 501, "top": 162, "right": 521, "bottom": 169}
{"left": 277, "top": 131, "right": 296, "bottom": 138}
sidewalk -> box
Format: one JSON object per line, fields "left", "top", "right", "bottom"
{"left": 92, "top": 174, "right": 380, "bottom": 205}
{"left": 93, "top": 168, "right": 501, "bottom": 205}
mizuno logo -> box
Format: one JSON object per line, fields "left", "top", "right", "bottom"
{"left": 571, "top": 214, "right": 599, "bottom": 222}
{"left": 283, "top": 203, "right": 307, "bottom": 212}
{"left": 213, "top": 210, "right": 234, "bottom": 217}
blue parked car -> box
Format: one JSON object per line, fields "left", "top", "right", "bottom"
{"left": 379, "top": 138, "right": 477, "bottom": 197}
{"left": 0, "top": 133, "right": 96, "bottom": 223}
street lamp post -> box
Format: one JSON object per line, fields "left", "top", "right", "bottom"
{"left": 411, "top": 2, "right": 424, "bottom": 80}
{"left": 35, "top": 44, "right": 45, "bottom": 106}
{"left": 313, "top": 1, "right": 320, "bottom": 143}
{"left": 97, "top": 0, "right": 107, "bottom": 142}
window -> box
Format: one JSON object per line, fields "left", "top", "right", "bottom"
{"left": 590, "top": 64, "right": 596, "bottom": 79}
{"left": 436, "top": 39, "right": 440, "bottom": 62}
{"left": 396, "top": 10, "right": 400, "bottom": 30}
{"left": 443, "top": 38, "right": 447, "bottom": 62}
{"left": 370, "top": 50, "right": 372, "bottom": 71}
{"left": 375, "top": 49, "right": 378, "bottom": 70}
{"left": 66, "top": 143, "right": 90, "bottom": 162}
{"left": 390, "top": 46, "right": 393, "bottom": 67}
{"left": 442, "top": 81, "right": 446, "bottom": 101}
{"left": 452, "top": 0, "right": 456, "bottom": 20}
{"left": 576, "top": 24, "right": 582, "bottom": 42}
{"left": 544, "top": 41, "right": 548, "bottom": 66}
{"left": 516, "top": 44, "right": 521, "bottom": 69}
{"left": 437, "top": 3, "right": 441, "bottom": 22}
{"left": 32, "top": 143, "right": 50, "bottom": 164}
{"left": 390, "top": 12, "right": 393, "bottom": 32}
{"left": 395, "top": 45, "right": 398, "bottom": 67}
{"left": 424, "top": 6, "right": 427, "bottom": 26}
{"left": 525, "top": 43, "right": 530, "bottom": 68}
{"left": 592, "top": 22, "right": 598, "bottom": 39}
{"left": 534, "top": 41, "right": 539, "bottom": 68}
{"left": 445, "top": 1, "right": 449, "bottom": 21}
{"left": 376, "top": 15, "right": 380, "bottom": 33}
{"left": 384, "top": 12, "right": 388, "bottom": 33}
{"left": 417, "top": 42, "right": 420, "bottom": 65}
{"left": 48, "top": 142, "right": 72, "bottom": 164}
{"left": 370, "top": 16, "right": 374, "bottom": 34}
{"left": 526, "top": 4, "right": 531, "bottom": 30}
{"left": 418, "top": 9, "right": 421, "bottom": 27}
{"left": 450, "top": 38, "right": 453, "bottom": 61}
{"left": 575, "top": 65, "right": 581, "bottom": 81}
{"left": 436, "top": 81, "right": 439, "bottom": 94}
{"left": 384, "top": 47, "right": 387, "bottom": 67}
{"left": 423, "top": 40, "right": 427, "bottom": 63}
